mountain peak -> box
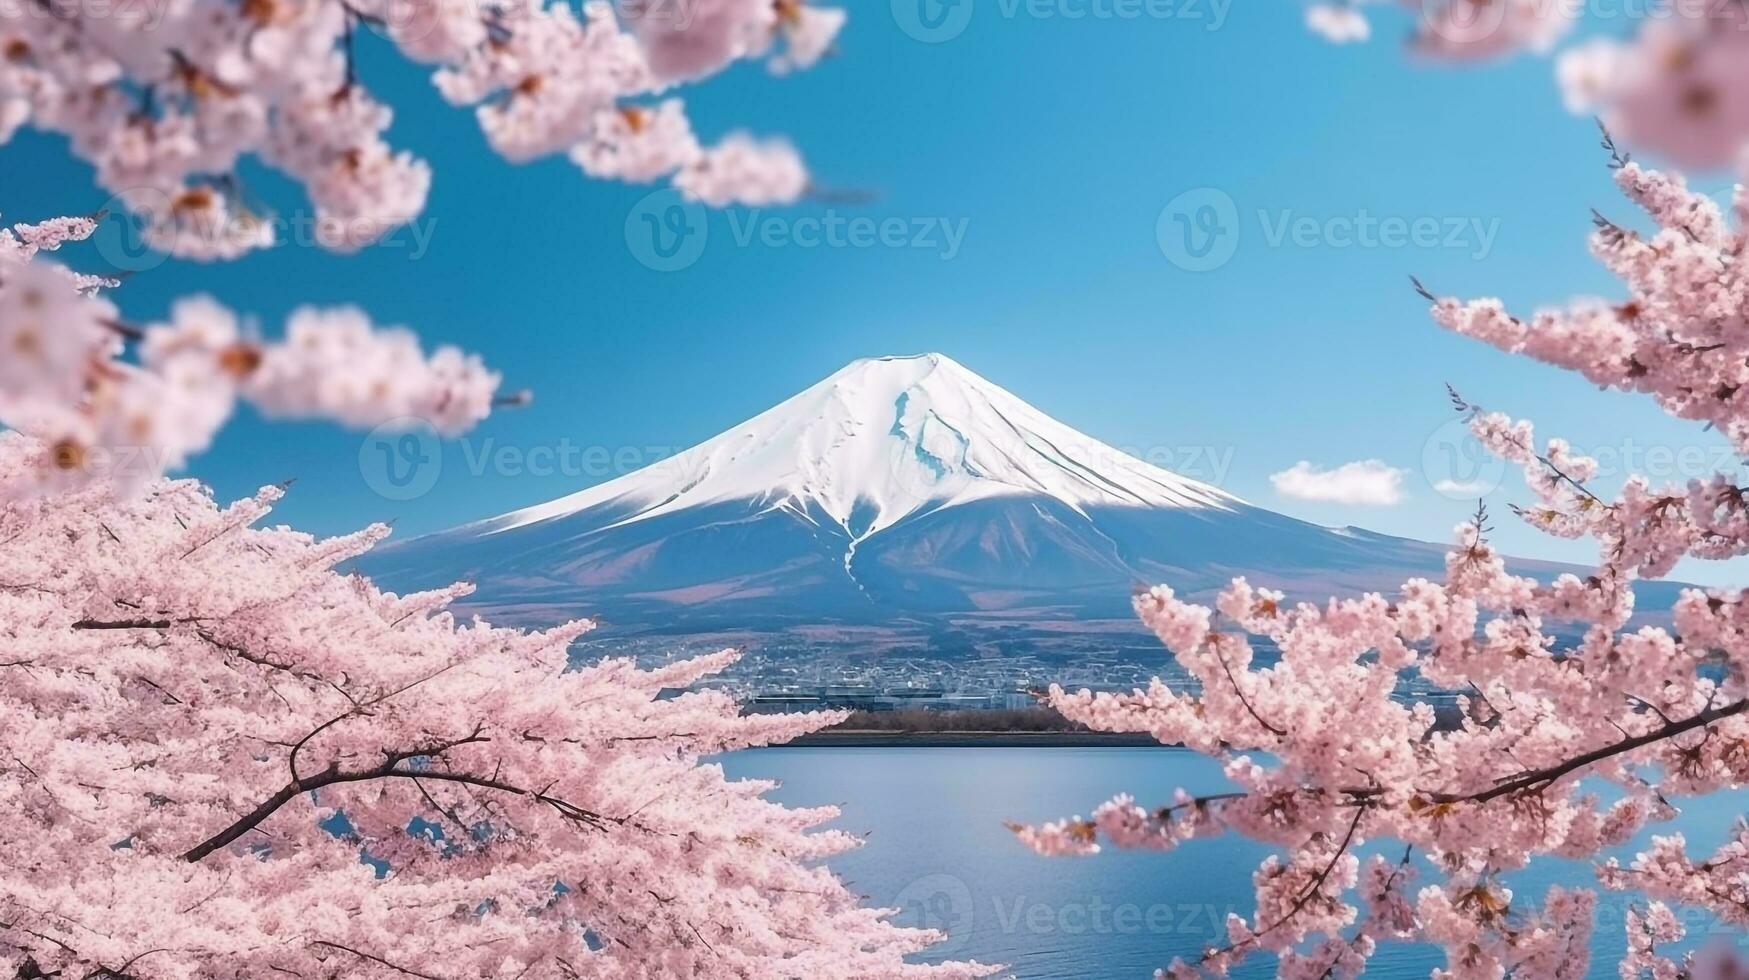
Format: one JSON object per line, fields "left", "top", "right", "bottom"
{"left": 472, "top": 354, "right": 1240, "bottom": 541}
{"left": 828, "top": 352, "right": 960, "bottom": 386}
{"left": 850, "top": 352, "right": 950, "bottom": 364}
{"left": 369, "top": 354, "right": 1631, "bottom": 639}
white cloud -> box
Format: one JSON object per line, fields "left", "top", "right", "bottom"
{"left": 1305, "top": 3, "right": 1370, "bottom": 43}
{"left": 1433, "top": 477, "right": 1494, "bottom": 497}
{"left": 1270, "top": 459, "right": 1408, "bottom": 507}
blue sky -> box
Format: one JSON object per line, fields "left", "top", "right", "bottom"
{"left": 6, "top": 2, "right": 1746, "bottom": 584}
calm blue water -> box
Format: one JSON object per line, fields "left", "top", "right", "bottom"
{"left": 720, "top": 747, "right": 1749, "bottom": 979}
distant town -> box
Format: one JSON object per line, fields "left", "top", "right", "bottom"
{"left": 573, "top": 633, "right": 1461, "bottom": 716}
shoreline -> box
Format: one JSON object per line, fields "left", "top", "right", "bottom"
{"left": 782, "top": 730, "right": 1166, "bottom": 747}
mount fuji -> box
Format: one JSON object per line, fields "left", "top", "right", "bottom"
{"left": 360, "top": 354, "right": 1667, "bottom": 657}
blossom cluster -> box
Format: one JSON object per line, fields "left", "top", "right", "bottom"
{"left": 1012, "top": 157, "right": 1749, "bottom": 977}
{"left": 0, "top": 211, "right": 503, "bottom": 492}
{"left": 1303, "top": 1, "right": 1749, "bottom": 181}
{"left": 0, "top": 438, "right": 992, "bottom": 978}
{"left": 0, "top": 0, "right": 839, "bottom": 259}
{"left": 1432, "top": 160, "right": 1749, "bottom": 573}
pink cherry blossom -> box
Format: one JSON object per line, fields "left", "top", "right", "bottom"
{"left": 0, "top": 0, "right": 845, "bottom": 260}
{"left": 624, "top": 0, "right": 775, "bottom": 84}
{"left": 676, "top": 132, "right": 809, "bottom": 207}
{"left": 0, "top": 212, "right": 506, "bottom": 492}
{"left": 569, "top": 99, "right": 701, "bottom": 183}
{"left": 1013, "top": 154, "right": 1749, "bottom": 977}
{"left": 0, "top": 440, "right": 994, "bottom": 978}
{"left": 1313, "top": 1, "right": 1749, "bottom": 182}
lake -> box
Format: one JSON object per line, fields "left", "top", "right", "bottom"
{"left": 721, "top": 746, "right": 1749, "bottom": 979}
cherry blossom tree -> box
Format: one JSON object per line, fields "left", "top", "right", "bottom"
{"left": 1302, "top": 0, "right": 1749, "bottom": 182}
{"left": 1012, "top": 155, "right": 1749, "bottom": 977}
{"left": 0, "top": 2, "right": 967, "bottom": 974}
{"left": 0, "top": 434, "right": 990, "bottom": 978}
{"left": 0, "top": 0, "right": 839, "bottom": 257}
{"left": 0, "top": 0, "right": 844, "bottom": 486}
{"left": 0, "top": 211, "right": 514, "bottom": 491}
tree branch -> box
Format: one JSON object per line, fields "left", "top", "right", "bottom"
{"left": 1214, "top": 645, "right": 1285, "bottom": 738}
{"left": 1199, "top": 803, "right": 1369, "bottom": 965}
{"left": 309, "top": 940, "right": 443, "bottom": 980}
{"left": 1434, "top": 697, "right": 1748, "bottom": 805}
{"left": 182, "top": 738, "right": 613, "bottom": 863}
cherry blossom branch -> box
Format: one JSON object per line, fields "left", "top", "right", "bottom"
{"left": 1260, "top": 805, "right": 1368, "bottom": 937}
{"left": 308, "top": 940, "right": 442, "bottom": 980}
{"left": 1446, "top": 384, "right": 1608, "bottom": 508}
{"left": 69, "top": 618, "right": 180, "bottom": 630}
{"left": 1035, "top": 155, "right": 1749, "bottom": 979}
{"left": 2, "top": 225, "right": 511, "bottom": 494}
{"left": 182, "top": 739, "right": 622, "bottom": 862}
{"left": 1216, "top": 646, "right": 1286, "bottom": 738}
{"left": 1433, "top": 698, "right": 1749, "bottom": 806}
{"left": 1, "top": 461, "right": 984, "bottom": 977}
{"left": 1197, "top": 803, "right": 1370, "bottom": 966}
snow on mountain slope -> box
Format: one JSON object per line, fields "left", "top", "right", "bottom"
{"left": 478, "top": 353, "right": 1237, "bottom": 538}
{"left": 361, "top": 353, "right": 1674, "bottom": 645}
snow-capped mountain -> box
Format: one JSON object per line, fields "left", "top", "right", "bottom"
{"left": 478, "top": 352, "right": 1236, "bottom": 557}
{"left": 361, "top": 354, "right": 1663, "bottom": 654}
